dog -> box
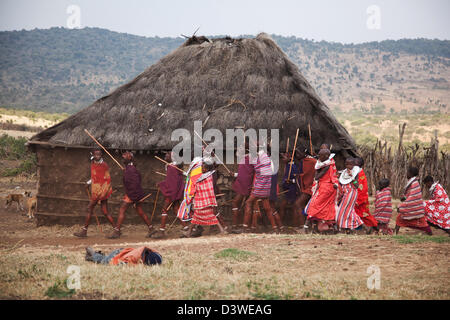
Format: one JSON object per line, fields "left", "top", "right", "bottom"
{"left": 26, "top": 192, "right": 37, "bottom": 219}
{"left": 5, "top": 193, "right": 25, "bottom": 212}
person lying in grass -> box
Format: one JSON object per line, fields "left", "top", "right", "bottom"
{"left": 85, "top": 246, "right": 162, "bottom": 266}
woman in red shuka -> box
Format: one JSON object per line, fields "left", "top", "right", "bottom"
{"left": 189, "top": 157, "right": 225, "bottom": 236}
{"left": 354, "top": 157, "right": 378, "bottom": 231}
{"left": 306, "top": 148, "right": 339, "bottom": 232}
{"left": 74, "top": 149, "right": 116, "bottom": 238}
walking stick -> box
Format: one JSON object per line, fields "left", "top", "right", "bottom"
{"left": 84, "top": 129, "right": 124, "bottom": 170}
{"left": 85, "top": 185, "right": 103, "bottom": 234}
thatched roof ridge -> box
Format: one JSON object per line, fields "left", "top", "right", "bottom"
{"left": 29, "top": 33, "right": 356, "bottom": 153}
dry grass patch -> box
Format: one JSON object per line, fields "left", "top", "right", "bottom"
{"left": 0, "top": 233, "right": 449, "bottom": 300}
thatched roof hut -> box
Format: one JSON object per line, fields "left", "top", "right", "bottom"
{"left": 28, "top": 33, "right": 357, "bottom": 226}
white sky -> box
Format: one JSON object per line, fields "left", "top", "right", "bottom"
{"left": 0, "top": 0, "right": 449, "bottom": 43}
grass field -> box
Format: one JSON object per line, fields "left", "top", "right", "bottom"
{"left": 334, "top": 111, "right": 450, "bottom": 152}
{"left": 1, "top": 232, "right": 449, "bottom": 300}
{"left": 0, "top": 195, "right": 449, "bottom": 300}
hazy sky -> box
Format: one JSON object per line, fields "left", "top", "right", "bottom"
{"left": 0, "top": 0, "right": 449, "bottom": 43}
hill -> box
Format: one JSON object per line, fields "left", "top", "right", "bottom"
{"left": 0, "top": 27, "right": 449, "bottom": 114}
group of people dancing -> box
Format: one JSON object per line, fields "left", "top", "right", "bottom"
{"left": 73, "top": 139, "right": 450, "bottom": 239}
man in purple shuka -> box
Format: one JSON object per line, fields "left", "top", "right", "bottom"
{"left": 230, "top": 139, "right": 255, "bottom": 233}
{"left": 108, "top": 151, "right": 154, "bottom": 239}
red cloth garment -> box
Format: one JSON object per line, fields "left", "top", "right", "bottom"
{"left": 424, "top": 183, "right": 450, "bottom": 229}
{"left": 373, "top": 187, "right": 393, "bottom": 224}
{"left": 110, "top": 246, "right": 160, "bottom": 265}
{"left": 300, "top": 157, "right": 317, "bottom": 195}
{"left": 396, "top": 177, "right": 428, "bottom": 228}
{"left": 158, "top": 164, "right": 185, "bottom": 202}
{"left": 232, "top": 154, "right": 255, "bottom": 196}
{"left": 90, "top": 160, "right": 113, "bottom": 201}
{"left": 306, "top": 164, "right": 338, "bottom": 222}
{"left": 395, "top": 214, "right": 429, "bottom": 228}
{"left": 336, "top": 183, "right": 363, "bottom": 229}
{"left": 354, "top": 170, "right": 378, "bottom": 227}
{"left": 192, "top": 174, "right": 219, "bottom": 225}
{"left": 398, "top": 178, "right": 425, "bottom": 220}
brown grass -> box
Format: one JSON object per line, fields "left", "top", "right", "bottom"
{"left": 0, "top": 176, "right": 449, "bottom": 300}
{"left": 0, "top": 231, "right": 449, "bottom": 300}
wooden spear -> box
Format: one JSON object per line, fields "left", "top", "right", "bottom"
{"left": 308, "top": 123, "right": 313, "bottom": 155}
{"left": 285, "top": 137, "right": 290, "bottom": 154}
{"left": 154, "top": 171, "right": 167, "bottom": 177}
{"left": 139, "top": 193, "right": 153, "bottom": 203}
{"left": 166, "top": 216, "right": 178, "bottom": 232}
{"left": 84, "top": 129, "right": 124, "bottom": 170}
{"left": 149, "top": 189, "right": 160, "bottom": 224}
{"left": 154, "top": 156, "right": 185, "bottom": 174}
{"left": 287, "top": 129, "right": 300, "bottom": 181}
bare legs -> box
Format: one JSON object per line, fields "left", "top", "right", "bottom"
{"left": 116, "top": 202, "right": 152, "bottom": 232}
{"left": 244, "top": 195, "right": 281, "bottom": 232}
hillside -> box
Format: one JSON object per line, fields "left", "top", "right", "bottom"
{"left": 0, "top": 27, "right": 449, "bottom": 115}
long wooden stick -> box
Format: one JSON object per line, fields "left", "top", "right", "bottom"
{"left": 166, "top": 216, "right": 178, "bottom": 232}
{"left": 154, "top": 171, "right": 167, "bottom": 177}
{"left": 285, "top": 137, "right": 290, "bottom": 154}
{"left": 84, "top": 129, "right": 124, "bottom": 170}
{"left": 308, "top": 123, "right": 313, "bottom": 155}
{"left": 139, "top": 193, "right": 153, "bottom": 202}
{"left": 154, "top": 156, "right": 185, "bottom": 174}
{"left": 193, "top": 130, "right": 232, "bottom": 174}
{"left": 287, "top": 129, "right": 300, "bottom": 180}
{"left": 149, "top": 189, "right": 160, "bottom": 224}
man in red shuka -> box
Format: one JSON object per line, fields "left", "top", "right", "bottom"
{"left": 74, "top": 149, "right": 116, "bottom": 238}
{"left": 306, "top": 149, "right": 339, "bottom": 232}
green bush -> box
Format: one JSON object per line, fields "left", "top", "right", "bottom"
{"left": 0, "top": 135, "right": 37, "bottom": 177}
{"left": 0, "top": 135, "right": 28, "bottom": 159}
{"left": 45, "top": 279, "right": 75, "bottom": 298}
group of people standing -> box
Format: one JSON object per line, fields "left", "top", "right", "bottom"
{"left": 73, "top": 140, "right": 450, "bottom": 239}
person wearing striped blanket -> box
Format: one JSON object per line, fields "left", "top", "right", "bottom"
{"left": 394, "top": 167, "right": 432, "bottom": 235}
{"left": 423, "top": 175, "right": 450, "bottom": 235}
{"left": 244, "top": 145, "right": 283, "bottom": 233}
{"left": 373, "top": 178, "right": 393, "bottom": 235}
{"left": 336, "top": 157, "right": 364, "bottom": 234}
{"left": 189, "top": 157, "right": 225, "bottom": 237}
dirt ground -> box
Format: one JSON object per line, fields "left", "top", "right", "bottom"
{"left": 0, "top": 177, "right": 449, "bottom": 300}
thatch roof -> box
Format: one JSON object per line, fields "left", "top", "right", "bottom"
{"left": 29, "top": 33, "right": 356, "bottom": 154}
